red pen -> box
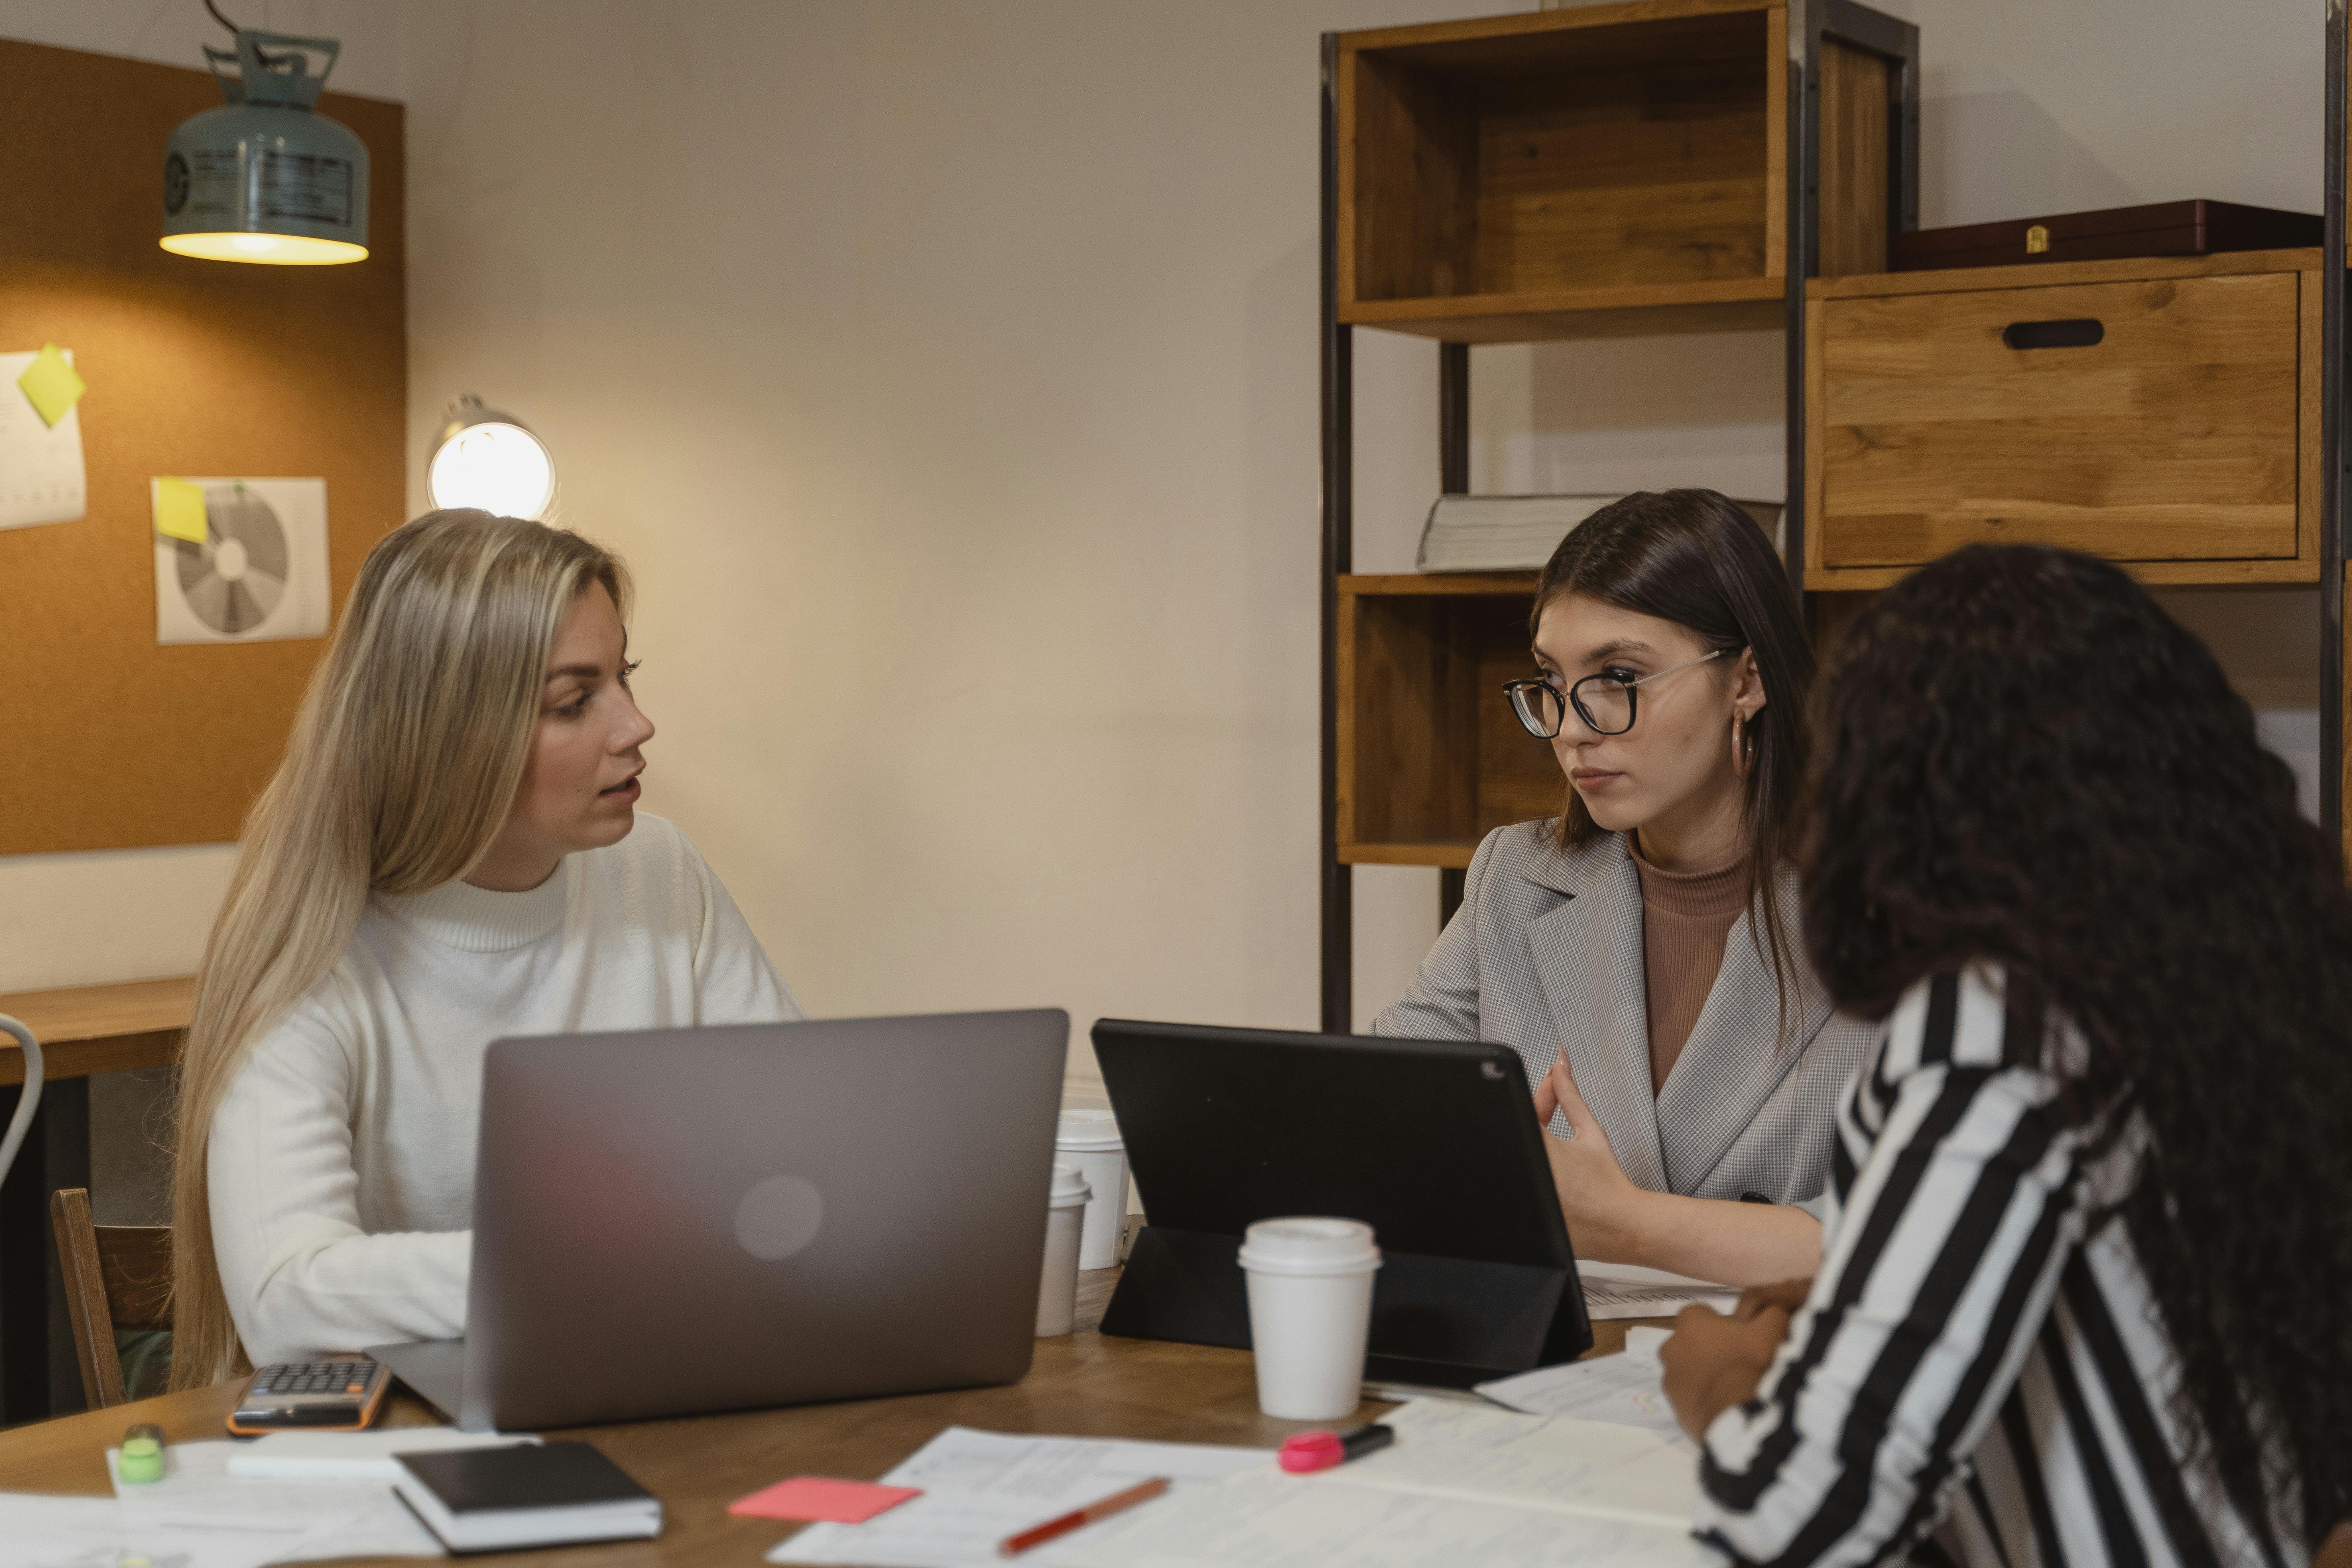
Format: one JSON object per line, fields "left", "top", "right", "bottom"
{"left": 998, "top": 1475, "right": 1170, "bottom": 1557}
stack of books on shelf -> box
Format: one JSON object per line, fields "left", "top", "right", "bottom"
{"left": 1416, "top": 495, "right": 1784, "bottom": 573}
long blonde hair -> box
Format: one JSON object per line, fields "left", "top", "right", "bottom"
{"left": 170, "top": 510, "right": 630, "bottom": 1389}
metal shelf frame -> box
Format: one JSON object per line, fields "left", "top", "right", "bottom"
{"left": 2323, "top": 0, "right": 2346, "bottom": 865}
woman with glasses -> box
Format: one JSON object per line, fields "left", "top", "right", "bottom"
{"left": 1376, "top": 489, "right": 1872, "bottom": 1285}
{"left": 1662, "top": 544, "right": 2350, "bottom": 1567}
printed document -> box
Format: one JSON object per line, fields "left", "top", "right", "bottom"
{"left": 768, "top": 1428, "right": 1262, "bottom": 1568}
{"left": 0, "top": 1491, "right": 326, "bottom": 1568}
{"left": 1580, "top": 1262, "right": 1739, "bottom": 1322}
{"left": 109, "top": 1439, "right": 442, "bottom": 1560}
{"left": 1478, "top": 1326, "right": 1687, "bottom": 1440}
{"left": 1067, "top": 1467, "right": 1711, "bottom": 1568}
{"left": 1070, "top": 1403, "right": 1708, "bottom": 1568}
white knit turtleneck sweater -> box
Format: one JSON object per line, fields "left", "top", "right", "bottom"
{"left": 208, "top": 813, "right": 802, "bottom": 1365}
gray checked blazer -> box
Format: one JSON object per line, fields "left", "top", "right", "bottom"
{"left": 1374, "top": 820, "right": 1877, "bottom": 1204}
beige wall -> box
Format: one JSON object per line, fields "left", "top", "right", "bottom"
{"left": 396, "top": 0, "right": 1498, "bottom": 1092}
{"left": 1, "top": 3, "right": 2327, "bottom": 1106}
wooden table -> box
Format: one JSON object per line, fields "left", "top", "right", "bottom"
{"left": 0, "top": 976, "right": 193, "bottom": 1088}
{"left": 0, "top": 977, "right": 193, "bottom": 1425}
{"left": 0, "top": 1269, "right": 1667, "bottom": 1566}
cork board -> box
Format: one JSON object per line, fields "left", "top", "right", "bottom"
{"left": 0, "top": 38, "right": 404, "bottom": 855}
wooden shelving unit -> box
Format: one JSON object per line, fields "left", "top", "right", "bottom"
{"left": 1319, "top": 0, "right": 1920, "bottom": 1029}
{"left": 1804, "top": 248, "right": 2326, "bottom": 590}
{"left": 1337, "top": 574, "right": 1551, "bottom": 870}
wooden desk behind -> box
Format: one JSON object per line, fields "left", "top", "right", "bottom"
{"left": 0, "top": 1269, "right": 1666, "bottom": 1567}
{"left": 0, "top": 976, "right": 192, "bottom": 1086}
{"left": 0, "top": 976, "right": 193, "bottom": 1424}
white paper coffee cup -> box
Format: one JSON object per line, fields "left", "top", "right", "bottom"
{"left": 1055, "top": 1110, "right": 1129, "bottom": 1270}
{"left": 1237, "top": 1216, "right": 1380, "bottom": 1420}
{"left": 1035, "top": 1163, "right": 1092, "bottom": 1337}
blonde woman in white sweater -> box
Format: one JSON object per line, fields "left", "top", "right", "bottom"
{"left": 171, "top": 511, "right": 800, "bottom": 1387}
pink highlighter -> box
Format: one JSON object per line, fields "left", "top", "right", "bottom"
{"left": 1277, "top": 1423, "right": 1395, "bottom": 1474}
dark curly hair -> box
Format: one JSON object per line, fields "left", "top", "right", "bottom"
{"left": 1805, "top": 544, "right": 2352, "bottom": 1553}
{"left": 1535, "top": 489, "right": 1815, "bottom": 1038}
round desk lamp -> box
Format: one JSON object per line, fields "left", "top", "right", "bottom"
{"left": 429, "top": 397, "right": 558, "bottom": 521}
{"left": 161, "top": 27, "right": 368, "bottom": 265}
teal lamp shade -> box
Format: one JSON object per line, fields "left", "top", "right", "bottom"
{"left": 162, "top": 31, "right": 368, "bottom": 265}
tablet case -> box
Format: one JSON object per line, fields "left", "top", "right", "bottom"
{"left": 1090, "top": 1020, "right": 1591, "bottom": 1387}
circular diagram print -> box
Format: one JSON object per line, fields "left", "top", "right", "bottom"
{"left": 174, "top": 484, "right": 290, "bottom": 635}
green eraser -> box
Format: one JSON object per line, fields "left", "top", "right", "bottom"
{"left": 118, "top": 1429, "right": 164, "bottom": 1484}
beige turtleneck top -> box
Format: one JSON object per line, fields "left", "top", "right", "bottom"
{"left": 1630, "top": 845, "right": 1748, "bottom": 1093}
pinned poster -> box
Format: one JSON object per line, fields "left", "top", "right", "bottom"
{"left": 152, "top": 478, "right": 331, "bottom": 645}
{"left": 0, "top": 346, "right": 87, "bottom": 531}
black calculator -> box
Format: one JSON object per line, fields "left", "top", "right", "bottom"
{"left": 227, "top": 1359, "right": 391, "bottom": 1435}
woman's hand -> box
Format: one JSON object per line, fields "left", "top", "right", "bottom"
{"left": 1534, "top": 1049, "right": 1654, "bottom": 1264}
{"left": 1532, "top": 1050, "right": 1826, "bottom": 1283}
{"left": 1657, "top": 1277, "right": 1812, "bottom": 1443}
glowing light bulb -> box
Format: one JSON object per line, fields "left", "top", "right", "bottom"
{"left": 427, "top": 420, "right": 557, "bottom": 521}
{"left": 231, "top": 234, "right": 278, "bottom": 253}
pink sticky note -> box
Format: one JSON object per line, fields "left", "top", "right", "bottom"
{"left": 729, "top": 1475, "right": 923, "bottom": 1524}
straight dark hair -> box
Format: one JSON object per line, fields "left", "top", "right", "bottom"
{"left": 1805, "top": 545, "right": 2351, "bottom": 1554}
{"left": 1532, "top": 489, "right": 1815, "bottom": 1039}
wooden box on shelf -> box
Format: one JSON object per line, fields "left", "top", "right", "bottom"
{"left": 1804, "top": 247, "right": 2324, "bottom": 588}
{"left": 1335, "top": 0, "right": 1896, "bottom": 344}
{"left": 1337, "top": 575, "right": 1560, "bottom": 869}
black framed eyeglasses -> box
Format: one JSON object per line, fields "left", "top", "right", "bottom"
{"left": 1501, "top": 649, "right": 1728, "bottom": 739}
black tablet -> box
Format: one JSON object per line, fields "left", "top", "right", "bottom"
{"left": 1092, "top": 1018, "right": 1591, "bottom": 1386}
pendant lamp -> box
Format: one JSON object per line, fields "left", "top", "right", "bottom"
{"left": 428, "top": 398, "right": 559, "bottom": 522}
{"left": 162, "top": 29, "right": 368, "bottom": 265}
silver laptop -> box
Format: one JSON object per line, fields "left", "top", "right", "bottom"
{"left": 367, "top": 1010, "right": 1067, "bottom": 1431}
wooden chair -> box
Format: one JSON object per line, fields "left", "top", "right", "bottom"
{"left": 49, "top": 1186, "right": 171, "bottom": 1409}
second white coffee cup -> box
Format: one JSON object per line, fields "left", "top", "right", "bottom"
{"left": 1237, "top": 1216, "right": 1381, "bottom": 1420}
{"left": 1054, "top": 1109, "right": 1129, "bottom": 1269}
{"left": 1035, "top": 1163, "right": 1092, "bottom": 1337}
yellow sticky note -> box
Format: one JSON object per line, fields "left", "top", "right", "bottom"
{"left": 17, "top": 344, "right": 85, "bottom": 427}
{"left": 153, "top": 477, "right": 209, "bottom": 544}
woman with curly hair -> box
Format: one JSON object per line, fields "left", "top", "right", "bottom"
{"left": 1378, "top": 490, "right": 1877, "bottom": 1286}
{"left": 1663, "top": 544, "right": 2351, "bottom": 1565}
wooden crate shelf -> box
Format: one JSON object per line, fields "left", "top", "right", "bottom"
{"left": 1335, "top": 0, "right": 1896, "bottom": 344}
{"left": 1336, "top": 575, "right": 1557, "bottom": 869}
{"left": 1804, "top": 248, "right": 2323, "bottom": 591}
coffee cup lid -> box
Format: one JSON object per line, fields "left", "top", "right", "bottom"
{"left": 1055, "top": 1108, "right": 1124, "bottom": 1151}
{"left": 1236, "top": 1216, "right": 1380, "bottom": 1275}
{"left": 1048, "top": 1162, "right": 1092, "bottom": 1206}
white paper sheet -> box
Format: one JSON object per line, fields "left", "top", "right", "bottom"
{"left": 0, "top": 348, "right": 86, "bottom": 531}
{"left": 1065, "top": 1468, "right": 1712, "bottom": 1568}
{"left": 1580, "top": 1263, "right": 1739, "bottom": 1322}
{"left": 1478, "top": 1326, "right": 1688, "bottom": 1440}
{"left": 1325, "top": 1400, "right": 1697, "bottom": 1529}
{"left": 109, "top": 1442, "right": 442, "bottom": 1562}
{"left": 226, "top": 1428, "right": 536, "bottom": 1484}
{"left": 767, "top": 1427, "right": 1264, "bottom": 1568}
{"left": 0, "top": 1490, "right": 341, "bottom": 1568}
{"left": 152, "top": 477, "right": 330, "bottom": 646}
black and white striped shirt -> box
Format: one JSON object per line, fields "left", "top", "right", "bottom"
{"left": 1693, "top": 964, "right": 2287, "bottom": 1568}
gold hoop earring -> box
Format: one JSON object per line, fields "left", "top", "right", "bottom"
{"left": 1730, "top": 712, "right": 1748, "bottom": 780}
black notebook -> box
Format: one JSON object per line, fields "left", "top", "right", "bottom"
{"left": 392, "top": 1441, "right": 661, "bottom": 1553}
